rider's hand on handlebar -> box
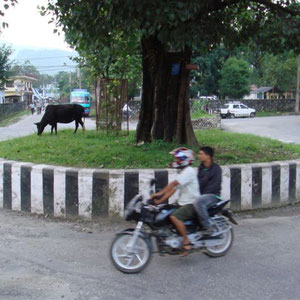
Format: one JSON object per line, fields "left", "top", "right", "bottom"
{"left": 151, "top": 193, "right": 160, "bottom": 199}
{"left": 151, "top": 193, "right": 164, "bottom": 205}
{"left": 153, "top": 199, "right": 160, "bottom": 205}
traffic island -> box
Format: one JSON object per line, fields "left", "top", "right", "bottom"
{"left": 0, "top": 159, "right": 299, "bottom": 219}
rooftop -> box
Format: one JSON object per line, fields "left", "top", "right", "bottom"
{"left": 11, "top": 75, "right": 38, "bottom": 82}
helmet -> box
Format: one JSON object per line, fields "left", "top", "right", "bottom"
{"left": 169, "top": 147, "right": 194, "bottom": 168}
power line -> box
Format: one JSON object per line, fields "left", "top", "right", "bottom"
{"left": 38, "top": 70, "right": 76, "bottom": 73}
{"left": 34, "top": 65, "right": 77, "bottom": 69}
{"left": 37, "top": 68, "right": 76, "bottom": 72}
{"left": 11, "top": 65, "right": 77, "bottom": 72}
{"left": 13, "top": 55, "right": 75, "bottom": 61}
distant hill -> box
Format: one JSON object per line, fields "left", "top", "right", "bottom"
{"left": 11, "top": 47, "right": 78, "bottom": 75}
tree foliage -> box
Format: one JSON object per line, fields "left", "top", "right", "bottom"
{"left": 259, "top": 52, "right": 297, "bottom": 92}
{"left": 0, "top": 0, "right": 18, "bottom": 33}
{"left": 10, "top": 61, "right": 39, "bottom": 77}
{"left": 54, "top": 70, "right": 90, "bottom": 100}
{"left": 192, "top": 45, "right": 298, "bottom": 98}
{"left": 190, "top": 46, "right": 230, "bottom": 97}
{"left": 219, "top": 57, "right": 251, "bottom": 98}
{"left": 45, "top": 1, "right": 300, "bottom": 55}
{"left": 69, "top": 32, "right": 142, "bottom": 82}
{"left": 44, "top": 0, "right": 300, "bottom": 145}
{"left": 0, "top": 44, "right": 13, "bottom": 89}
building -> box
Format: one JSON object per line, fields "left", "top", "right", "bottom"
{"left": 0, "top": 90, "right": 5, "bottom": 104}
{"left": 244, "top": 86, "right": 296, "bottom": 100}
{"left": 4, "top": 75, "right": 37, "bottom": 104}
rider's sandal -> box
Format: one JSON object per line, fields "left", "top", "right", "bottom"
{"left": 180, "top": 243, "right": 192, "bottom": 257}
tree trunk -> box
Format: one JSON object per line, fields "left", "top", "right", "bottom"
{"left": 135, "top": 36, "right": 159, "bottom": 143}
{"left": 174, "top": 48, "right": 198, "bottom": 146}
{"left": 295, "top": 55, "right": 300, "bottom": 113}
{"left": 136, "top": 36, "right": 199, "bottom": 147}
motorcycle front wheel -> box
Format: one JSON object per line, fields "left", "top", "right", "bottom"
{"left": 110, "top": 232, "right": 152, "bottom": 273}
{"left": 203, "top": 228, "right": 234, "bottom": 257}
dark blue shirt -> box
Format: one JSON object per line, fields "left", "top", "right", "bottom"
{"left": 198, "top": 162, "right": 222, "bottom": 196}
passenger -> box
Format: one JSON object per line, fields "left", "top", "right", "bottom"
{"left": 194, "top": 146, "right": 222, "bottom": 235}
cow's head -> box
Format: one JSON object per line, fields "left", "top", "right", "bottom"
{"left": 34, "top": 122, "right": 46, "bottom": 136}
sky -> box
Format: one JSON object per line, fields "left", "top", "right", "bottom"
{"left": 1, "top": 0, "right": 71, "bottom": 51}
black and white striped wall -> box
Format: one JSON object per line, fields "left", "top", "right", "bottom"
{"left": 0, "top": 159, "right": 299, "bottom": 219}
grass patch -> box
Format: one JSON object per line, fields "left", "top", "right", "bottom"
{"left": 0, "top": 110, "right": 31, "bottom": 127}
{"left": 0, "top": 129, "right": 299, "bottom": 168}
{"left": 191, "top": 101, "right": 215, "bottom": 119}
{"left": 191, "top": 110, "right": 216, "bottom": 119}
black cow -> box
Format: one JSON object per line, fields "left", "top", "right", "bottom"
{"left": 35, "top": 104, "right": 85, "bottom": 136}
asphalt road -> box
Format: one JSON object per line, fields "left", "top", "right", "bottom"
{"left": 0, "top": 206, "right": 300, "bottom": 300}
{"left": 0, "top": 113, "right": 136, "bottom": 142}
{"left": 221, "top": 115, "right": 300, "bottom": 144}
{"left": 1, "top": 113, "right": 299, "bottom": 145}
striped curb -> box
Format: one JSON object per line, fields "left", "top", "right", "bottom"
{"left": 0, "top": 159, "right": 299, "bottom": 219}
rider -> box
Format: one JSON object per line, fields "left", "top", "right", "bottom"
{"left": 194, "top": 146, "right": 222, "bottom": 235}
{"left": 151, "top": 147, "right": 200, "bottom": 256}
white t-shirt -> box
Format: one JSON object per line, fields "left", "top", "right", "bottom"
{"left": 176, "top": 166, "right": 200, "bottom": 206}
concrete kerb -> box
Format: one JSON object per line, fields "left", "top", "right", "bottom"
{"left": 0, "top": 158, "right": 299, "bottom": 219}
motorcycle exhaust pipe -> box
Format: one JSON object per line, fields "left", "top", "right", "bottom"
{"left": 222, "top": 209, "right": 238, "bottom": 225}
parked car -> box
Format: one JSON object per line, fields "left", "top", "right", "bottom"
{"left": 220, "top": 102, "right": 256, "bottom": 119}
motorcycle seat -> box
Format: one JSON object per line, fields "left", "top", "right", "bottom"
{"left": 208, "top": 199, "right": 230, "bottom": 210}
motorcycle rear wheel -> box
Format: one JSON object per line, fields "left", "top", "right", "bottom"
{"left": 203, "top": 228, "right": 234, "bottom": 257}
{"left": 110, "top": 232, "right": 152, "bottom": 273}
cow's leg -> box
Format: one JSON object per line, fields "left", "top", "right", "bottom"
{"left": 51, "top": 125, "right": 54, "bottom": 135}
{"left": 74, "top": 121, "right": 79, "bottom": 134}
{"left": 79, "top": 119, "right": 85, "bottom": 133}
{"left": 55, "top": 123, "right": 57, "bottom": 135}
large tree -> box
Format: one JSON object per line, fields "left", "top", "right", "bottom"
{"left": 45, "top": 1, "right": 300, "bottom": 145}
{"left": 219, "top": 57, "right": 251, "bottom": 99}
{"left": 259, "top": 52, "right": 298, "bottom": 92}
{"left": 10, "top": 61, "right": 40, "bottom": 78}
{"left": 0, "top": 44, "right": 13, "bottom": 89}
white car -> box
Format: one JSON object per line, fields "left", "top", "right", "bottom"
{"left": 220, "top": 103, "right": 256, "bottom": 119}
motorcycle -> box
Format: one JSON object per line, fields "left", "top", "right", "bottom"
{"left": 110, "top": 180, "right": 238, "bottom": 273}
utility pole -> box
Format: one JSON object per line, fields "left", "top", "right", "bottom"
{"left": 69, "top": 72, "right": 72, "bottom": 95}
{"left": 77, "top": 67, "right": 82, "bottom": 89}
{"left": 295, "top": 55, "right": 300, "bottom": 113}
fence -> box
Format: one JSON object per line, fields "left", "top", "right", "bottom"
{"left": 205, "top": 99, "right": 299, "bottom": 112}
{"left": 127, "top": 99, "right": 299, "bottom": 118}
{"left": 0, "top": 102, "right": 27, "bottom": 121}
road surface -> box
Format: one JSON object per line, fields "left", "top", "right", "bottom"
{"left": 0, "top": 206, "right": 300, "bottom": 300}
{"left": 222, "top": 115, "right": 300, "bottom": 144}
{"left": 1, "top": 112, "right": 299, "bottom": 145}
{"left": 0, "top": 113, "right": 136, "bottom": 142}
